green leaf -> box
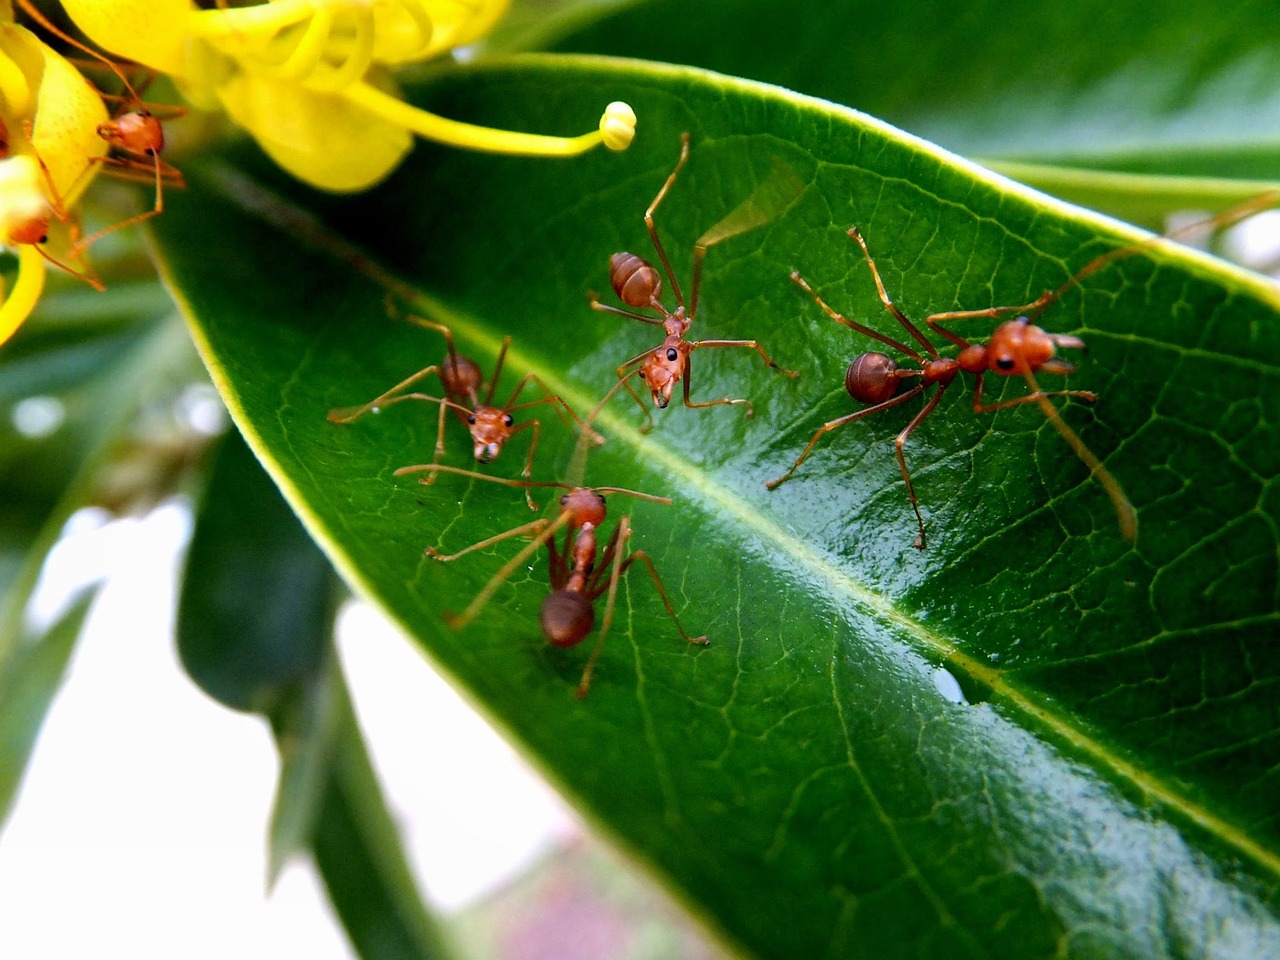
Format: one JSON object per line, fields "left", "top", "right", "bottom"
{"left": 177, "top": 429, "right": 335, "bottom": 715}
{"left": 177, "top": 426, "right": 340, "bottom": 887}
{"left": 0, "top": 592, "right": 96, "bottom": 824}
{"left": 150, "top": 57, "right": 1280, "bottom": 958}
{"left": 311, "top": 663, "right": 457, "bottom": 960}
{"left": 533, "top": 0, "right": 1280, "bottom": 214}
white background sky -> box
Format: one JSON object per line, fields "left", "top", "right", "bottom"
{"left": 0, "top": 501, "right": 579, "bottom": 960}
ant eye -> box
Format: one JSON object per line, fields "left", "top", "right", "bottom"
{"left": 467, "top": 414, "right": 476, "bottom": 424}
{"left": 996, "top": 358, "right": 1015, "bottom": 371}
{"left": 559, "top": 495, "right": 568, "bottom": 505}
{"left": 638, "top": 370, "right": 646, "bottom": 380}
{"left": 503, "top": 414, "right": 514, "bottom": 427}
{"left": 666, "top": 347, "right": 678, "bottom": 362}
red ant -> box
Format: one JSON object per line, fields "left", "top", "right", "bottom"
{"left": 768, "top": 193, "right": 1280, "bottom": 547}
{"left": 16, "top": 0, "right": 186, "bottom": 256}
{"left": 589, "top": 133, "right": 800, "bottom": 430}
{"left": 328, "top": 307, "right": 601, "bottom": 511}
{"left": 2, "top": 145, "right": 105, "bottom": 291}
{"left": 766, "top": 224, "right": 1139, "bottom": 549}
{"left": 396, "top": 379, "right": 708, "bottom": 698}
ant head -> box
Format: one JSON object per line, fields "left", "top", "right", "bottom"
{"left": 559, "top": 488, "right": 607, "bottom": 529}
{"left": 110, "top": 111, "right": 165, "bottom": 156}
{"left": 540, "top": 590, "right": 596, "bottom": 647}
{"left": 637, "top": 340, "right": 684, "bottom": 407}
{"left": 610, "top": 251, "right": 661, "bottom": 308}
{"left": 8, "top": 215, "right": 50, "bottom": 246}
{"left": 468, "top": 406, "right": 512, "bottom": 462}
{"left": 985, "top": 318, "right": 1058, "bottom": 376}
{"left": 845, "top": 352, "right": 900, "bottom": 405}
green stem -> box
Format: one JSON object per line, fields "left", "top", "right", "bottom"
{"left": 310, "top": 663, "right": 457, "bottom": 960}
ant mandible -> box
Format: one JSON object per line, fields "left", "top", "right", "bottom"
{"left": 16, "top": 0, "right": 186, "bottom": 256}
{"left": 397, "top": 379, "right": 709, "bottom": 698}
{"left": 589, "top": 133, "right": 800, "bottom": 430}
{"left": 328, "top": 305, "right": 601, "bottom": 511}
{"left": 767, "top": 224, "right": 1139, "bottom": 549}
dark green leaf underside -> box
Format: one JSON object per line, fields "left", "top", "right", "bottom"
{"left": 151, "top": 57, "right": 1280, "bottom": 959}
{"left": 537, "top": 0, "right": 1280, "bottom": 186}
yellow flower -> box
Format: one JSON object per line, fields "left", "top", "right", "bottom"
{"left": 1, "top": 8, "right": 110, "bottom": 349}
{"left": 58, "top": 0, "right": 638, "bottom": 192}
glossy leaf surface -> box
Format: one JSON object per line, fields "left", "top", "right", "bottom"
{"left": 150, "top": 57, "right": 1280, "bottom": 958}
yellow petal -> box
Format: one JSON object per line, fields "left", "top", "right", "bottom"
{"left": 0, "top": 245, "right": 46, "bottom": 349}
{"left": 370, "top": 0, "right": 510, "bottom": 65}
{"left": 60, "top": 0, "right": 190, "bottom": 76}
{"left": 216, "top": 70, "right": 412, "bottom": 192}
{"left": 27, "top": 32, "right": 110, "bottom": 204}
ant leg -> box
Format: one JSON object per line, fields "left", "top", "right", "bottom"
{"left": 438, "top": 513, "right": 571, "bottom": 630}
{"left": 644, "top": 133, "right": 692, "bottom": 311}
{"left": 426, "top": 517, "right": 548, "bottom": 562}
{"left": 589, "top": 298, "right": 666, "bottom": 326}
{"left": 973, "top": 389, "right": 1097, "bottom": 413}
{"left": 926, "top": 295, "right": 1058, "bottom": 350}
{"left": 503, "top": 373, "right": 605, "bottom": 446}
{"left": 680, "top": 353, "right": 754, "bottom": 417}
{"left": 501, "top": 418, "right": 542, "bottom": 511}
{"left": 689, "top": 242, "right": 706, "bottom": 320}
{"left": 765, "top": 384, "right": 927, "bottom": 490}
{"left": 33, "top": 246, "right": 105, "bottom": 292}
{"left": 385, "top": 304, "right": 477, "bottom": 404}
{"left": 1004, "top": 370, "right": 1137, "bottom": 542}
{"left": 574, "top": 522, "right": 627, "bottom": 699}
{"left": 847, "top": 227, "right": 939, "bottom": 358}
{"left": 70, "top": 150, "right": 181, "bottom": 256}
{"left": 892, "top": 386, "right": 948, "bottom": 550}
{"left": 417, "top": 398, "right": 451, "bottom": 488}
{"left": 482, "top": 336, "right": 512, "bottom": 406}
{"left": 72, "top": 152, "right": 169, "bottom": 256}
{"left": 393, "top": 463, "right": 576, "bottom": 515}
{"left": 15, "top": 0, "right": 142, "bottom": 99}
{"left": 608, "top": 364, "right": 653, "bottom": 433}
{"left": 691, "top": 338, "right": 800, "bottom": 378}
{"left": 791, "top": 270, "right": 924, "bottom": 361}
{"left": 327, "top": 366, "right": 444, "bottom": 422}
{"left": 617, "top": 550, "right": 709, "bottom": 647}
{"left": 970, "top": 369, "right": 1095, "bottom": 413}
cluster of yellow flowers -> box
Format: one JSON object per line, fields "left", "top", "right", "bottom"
{"left": 1, "top": 0, "right": 110, "bottom": 345}
{"left": 1, "top": 0, "right": 636, "bottom": 348}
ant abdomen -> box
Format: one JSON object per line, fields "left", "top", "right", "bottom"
{"left": 541, "top": 590, "right": 596, "bottom": 647}
{"left": 440, "top": 354, "right": 483, "bottom": 397}
{"left": 609, "top": 252, "right": 661, "bottom": 307}
{"left": 845, "top": 352, "right": 900, "bottom": 404}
